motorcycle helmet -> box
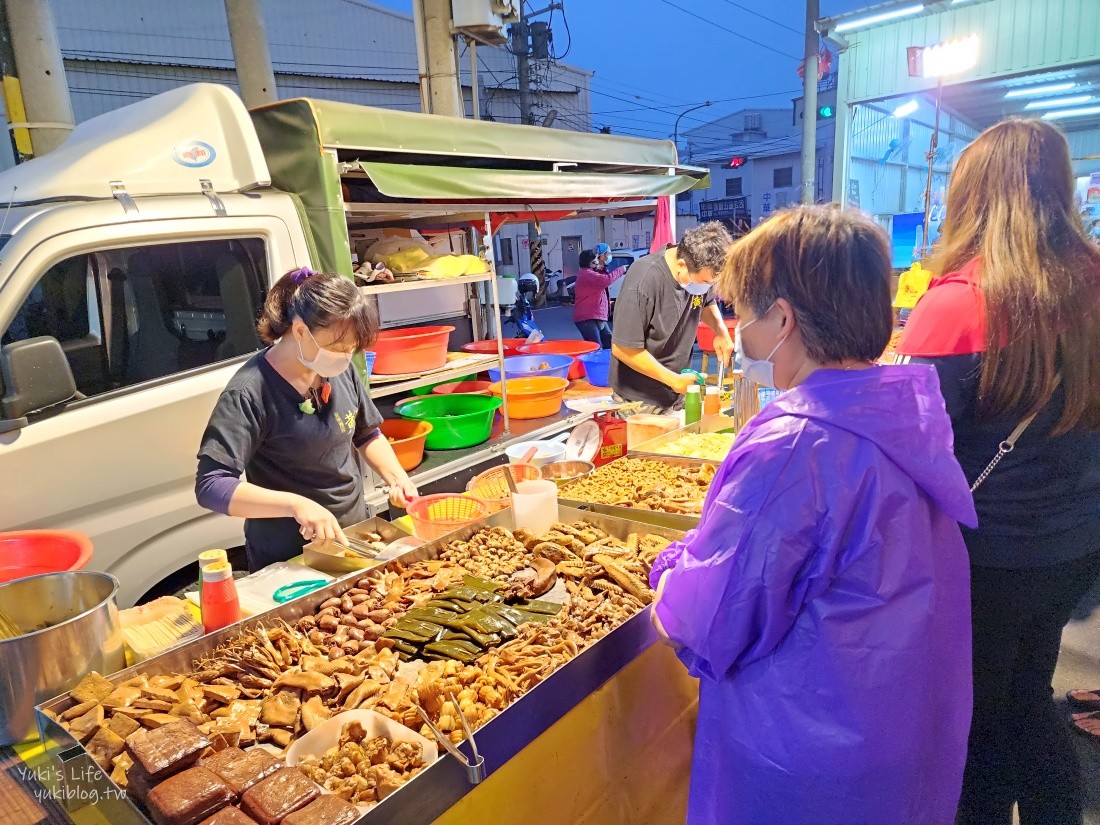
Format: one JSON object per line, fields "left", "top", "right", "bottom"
{"left": 517, "top": 273, "right": 540, "bottom": 295}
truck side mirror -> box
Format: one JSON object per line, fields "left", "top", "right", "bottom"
{"left": 0, "top": 336, "right": 79, "bottom": 432}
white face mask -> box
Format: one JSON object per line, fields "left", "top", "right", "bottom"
{"left": 736, "top": 304, "right": 788, "bottom": 388}
{"left": 296, "top": 326, "right": 353, "bottom": 378}
{"left": 683, "top": 280, "right": 712, "bottom": 296}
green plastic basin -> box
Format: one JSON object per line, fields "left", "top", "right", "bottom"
{"left": 394, "top": 394, "right": 503, "bottom": 450}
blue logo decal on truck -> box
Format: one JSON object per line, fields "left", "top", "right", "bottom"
{"left": 172, "top": 141, "right": 217, "bottom": 168}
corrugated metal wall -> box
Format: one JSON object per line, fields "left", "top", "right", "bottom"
{"left": 847, "top": 101, "right": 978, "bottom": 215}
{"left": 43, "top": 0, "right": 591, "bottom": 129}
{"left": 841, "top": 0, "right": 1100, "bottom": 104}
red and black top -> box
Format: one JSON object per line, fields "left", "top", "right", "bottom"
{"left": 893, "top": 258, "right": 1100, "bottom": 569}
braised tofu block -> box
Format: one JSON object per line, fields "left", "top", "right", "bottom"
{"left": 202, "top": 747, "right": 281, "bottom": 796}
{"left": 146, "top": 767, "right": 233, "bottom": 825}
{"left": 69, "top": 671, "right": 116, "bottom": 705}
{"left": 240, "top": 768, "right": 320, "bottom": 825}
{"left": 86, "top": 726, "right": 127, "bottom": 771}
{"left": 126, "top": 719, "right": 210, "bottom": 781}
{"left": 282, "top": 795, "right": 361, "bottom": 825}
{"left": 125, "top": 763, "right": 157, "bottom": 805}
{"left": 197, "top": 808, "right": 259, "bottom": 825}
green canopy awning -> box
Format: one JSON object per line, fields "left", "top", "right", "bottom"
{"left": 351, "top": 161, "right": 699, "bottom": 201}
{"left": 250, "top": 97, "right": 709, "bottom": 274}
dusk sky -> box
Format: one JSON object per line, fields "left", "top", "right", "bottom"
{"left": 368, "top": 0, "right": 871, "bottom": 138}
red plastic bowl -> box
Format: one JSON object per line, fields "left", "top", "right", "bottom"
{"left": 696, "top": 319, "right": 739, "bottom": 353}
{"left": 431, "top": 380, "right": 493, "bottom": 396}
{"left": 368, "top": 325, "right": 455, "bottom": 375}
{"left": 461, "top": 338, "right": 528, "bottom": 358}
{"left": 518, "top": 340, "right": 599, "bottom": 380}
{"left": 0, "top": 530, "right": 93, "bottom": 584}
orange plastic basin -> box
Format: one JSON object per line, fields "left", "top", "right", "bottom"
{"left": 431, "top": 380, "right": 493, "bottom": 396}
{"left": 489, "top": 376, "right": 570, "bottom": 420}
{"left": 466, "top": 462, "right": 542, "bottom": 513}
{"left": 369, "top": 325, "right": 455, "bottom": 375}
{"left": 518, "top": 340, "right": 599, "bottom": 380}
{"left": 0, "top": 530, "right": 93, "bottom": 584}
{"left": 461, "top": 338, "right": 528, "bottom": 357}
{"left": 695, "top": 318, "right": 738, "bottom": 353}
{"left": 378, "top": 419, "right": 433, "bottom": 471}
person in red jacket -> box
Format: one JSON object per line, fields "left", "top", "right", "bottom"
{"left": 572, "top": 248, "right": 626, "bottom": 348}
{"left": 894, "top": 118, "right": 1100, "bottom": 825}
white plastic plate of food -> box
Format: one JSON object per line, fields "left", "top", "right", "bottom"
{"left": 286, "top": 709, "right": 438, "bottom": 811}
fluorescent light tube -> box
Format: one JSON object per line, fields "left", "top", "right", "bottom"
{"left": 1024, "top": 95, "right": 1091, "bottom": 110}
{"left": 1005, "top": 82, "right": 1075, "bottom": 99}
{"left": 835, "top": 4, "right": 924, "bottom": 33}
{"left": 1041, "top": 105, "right": 1100, "bottom": 120}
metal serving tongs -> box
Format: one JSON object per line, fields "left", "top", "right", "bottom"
{"left": 331, "top": 535, "right": 383, "bottom": 559}
{"left": 416, "top": 692, "right": 486, "bottom": 785}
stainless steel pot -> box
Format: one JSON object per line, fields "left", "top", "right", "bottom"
{"left": 0, "top": 570, "right": 125, "bottom": 745}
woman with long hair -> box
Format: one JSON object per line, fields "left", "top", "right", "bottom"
{"left": 896, "top": 118, "right": 1100, "bottom": 824}
{"left": 195, "top": 268, "right": 418, "bottom": 571}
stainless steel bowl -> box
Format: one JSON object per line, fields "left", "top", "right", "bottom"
{"left": 0, "top": 570, "right": 125, "bottom": 745}
{"left": 541, "top": 460, "right": 596, "bottom": 485}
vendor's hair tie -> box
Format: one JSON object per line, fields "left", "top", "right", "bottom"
{"left": 289, "top": 266, "right": 318, "bottom": 285}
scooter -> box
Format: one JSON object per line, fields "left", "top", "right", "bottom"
{"left": 507, "top": 273, "right": 544, "bottom": 339}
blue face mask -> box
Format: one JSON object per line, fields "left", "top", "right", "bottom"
{"left": 735, "top": 304, "right": 787, "bottom": 388}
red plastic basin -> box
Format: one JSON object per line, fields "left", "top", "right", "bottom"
{"left": 518, "top": 340, "right": 599, "bottom": 380}
{"left": 461, "top": 338, "right": 528, "bottom": 358}
{"left": 431, "top": 380, "right": 493, "bottom": 396}
{"left": 0, "top": 530, "right": 93, "bottom": 584}
{"left": 696, "top": 319, "right": 738, "bottom": 353}
{"left": 368, "top": 325, "right": 455, "bottom": 375}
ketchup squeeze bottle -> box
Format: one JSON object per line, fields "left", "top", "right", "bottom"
{"left": 201, "top": 561, "right": 241, "bottom": 634}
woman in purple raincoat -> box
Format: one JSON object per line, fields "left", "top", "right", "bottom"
{"left": 651, "top": 206, "right": 978, "bottom": 825}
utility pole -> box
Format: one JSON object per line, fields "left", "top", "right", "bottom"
{"left": 512, "top": 18, "right": 533, "bottom": 125}
{"left": 511, "top": 9, "right": 546, "bottom": 299}
{"left": 800, "top": 0, "right": 820, "bottom": 204}
{"left": 421, "top": 0, "right": 463, "bottom": 117}
{"left": 4, "top": 0, "right": 74, "bottom": 157}
{"left": 223, "top": 0, "right": 278, "bottom": 108}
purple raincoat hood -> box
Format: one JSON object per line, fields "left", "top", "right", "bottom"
{"left": 759, "top": 365, "right": 978, "bottom": 527}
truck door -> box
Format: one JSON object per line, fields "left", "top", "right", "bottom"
{"left": 0, "top": 218, "right": 293, "bottom": 605}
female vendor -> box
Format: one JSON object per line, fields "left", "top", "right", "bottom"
{"left": 195, "top": 267, "right": 418, "bottom": 570}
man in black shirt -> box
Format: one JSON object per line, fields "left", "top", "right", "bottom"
{"left": 610, "top": 222, "right": 734, "bottom": 412}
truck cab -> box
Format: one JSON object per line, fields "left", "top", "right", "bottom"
{"left": 0, "top": 86, "right": 310, "bottom": 605}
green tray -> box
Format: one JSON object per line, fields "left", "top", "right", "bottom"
{"left": 395, "top": 394, "right": 502, "bottom": 449}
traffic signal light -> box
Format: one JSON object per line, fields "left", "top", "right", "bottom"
{"left": 817, "top": 105, "right": 835, "bottom": 120}
{"left": 729, "top": 155, "right": 747, "bottom": 169}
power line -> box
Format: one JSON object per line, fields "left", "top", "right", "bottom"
{"left": 657, "top": 0, "right": 801, "bottom": 61}
{"left": 719, "top": 0, "right": 805, "bottom": 37}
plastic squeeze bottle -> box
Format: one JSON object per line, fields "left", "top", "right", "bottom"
{"left": 704, "top": 385, "right": 721, "bottom": 416}
{"left": 684, "top": 384, "right": 702, "bottom": 426}
{"left": 200, "top": 561, "right": 241, "bottom": 634}
{"left": 197, "top": 549, "right": 228, "bottom": 599}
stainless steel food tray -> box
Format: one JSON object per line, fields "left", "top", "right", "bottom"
{"left": 557, "top": 454, "right": 713, "bottom": 532}
{"left": 629, "top": 414, "right": 737, "bottom": 460}
{"left": 35, "top": 507, "right": 684, "bottom": 825}
{"left": 302, "top": 516, "right": 412, "bottom": 576}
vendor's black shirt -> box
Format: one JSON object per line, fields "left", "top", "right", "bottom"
{"left": 197, "top": 350, "right": 382, "bottom": 569}
{"left": 610, "top": 253, "right": 712, "bottom": 410}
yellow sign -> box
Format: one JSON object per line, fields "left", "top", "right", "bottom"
{"left": 894, "top": 262, "right": 933, "bottom": 310}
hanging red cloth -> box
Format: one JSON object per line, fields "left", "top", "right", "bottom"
{"left": 650, "top": 196, "right": 674, "bottom": 253}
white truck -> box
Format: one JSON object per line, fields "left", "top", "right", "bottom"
{"left": 0, "top": 83, "right": 704, "bottom": 605}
